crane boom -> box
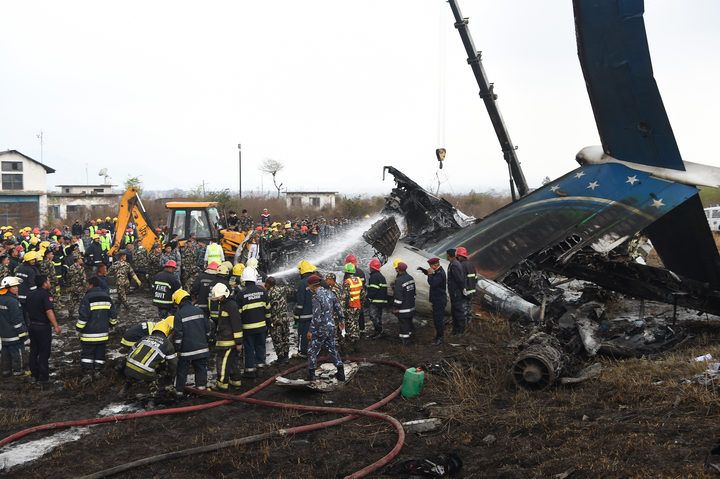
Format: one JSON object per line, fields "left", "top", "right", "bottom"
{"left": 447, "top": 0, "right": 529, "bottom": 198}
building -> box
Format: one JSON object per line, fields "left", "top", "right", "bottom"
{"left": 284, "top": 191, "right": 337, "bottom": 209}
{"left": 0, "top": 150, "right": 55, "bottom": 226}
{"left": 48, "top": 184, "right": 120, "bottom": 220}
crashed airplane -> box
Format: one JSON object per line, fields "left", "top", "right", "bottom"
{"left": 364, "top": 0, "right": 720, "bottom": 385}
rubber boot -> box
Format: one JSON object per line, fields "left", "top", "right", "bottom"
{"left": 335, "top": 364, "right": 345, "bottom": 382}
{"left": 307, "top": 368, "right": 316, "bottom": 381}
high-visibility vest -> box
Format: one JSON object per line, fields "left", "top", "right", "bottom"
{"left": 206, "top": 243, "right": 223, "bottom": 264}
{"left": 345, "top": 276, "right": 363, "bottom": 309}
{"left": 124, "top": 233, "right": 135, "bottom": 244}
{"left": 89, "top": 225, "right": 97, "bottom": 236}
{"left": 101, "top": 235, "right": 111, "bottom": 251}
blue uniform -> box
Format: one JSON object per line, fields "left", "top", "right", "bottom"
{"left": 308, "top": 287, "right": 344, "bottom": 370}
{"left": 427, "top": 267, "right": 448, "bottom": 340}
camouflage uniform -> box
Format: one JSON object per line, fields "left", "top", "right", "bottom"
{"left": 66, "top": 262, "right": 87, "bottom": 319}
{"left": 308, "top": 287, "right": 344, "bottom": 371}
{"left": 108, "top": 260, "right": 139, "bottom": 310}
{"left": 39, "top": 259, "right": 56, "bottom": 289}
{"left": 133, "top": 247, "right": 150, "bottom": 288}
{"left": 267, "top": 284, "right": 294, "bottom": 361}
{"left": 149, "top": 247, "right": 163, "bottom": 279}
{"left": 0, "top": 263, "right": 10, "bottom": 284}
{"left": 326, "top": 282, "right": 345, "bottom": 347}
{"left": 339, "top": 277, "right": 364, "bottom": 344}
{"left": 180, "top": 242, "right": 200, "bottom": 291}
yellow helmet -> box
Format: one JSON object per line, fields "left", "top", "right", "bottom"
{"left": 40, "top": 241, "right": 50, "bottom": 249}
{"left": 217, "top": 261, "right": 233, "bottom": 276}
{"left": 3, "top": 232, "right": 12, "bottom": 239}
{"left": 105, "top": 216, "right": 111, "bottom": 221}
{"left": 232, "top": 263, "right": 245, "bottom": 277}
{"left": 30, "top": 237, "right": 39, "bottom": 245}
{"left": 297, "top": 260, "right": 317, "bottom": 275}
{"left": 91, "top": 234, "right": 100, "bottom": 240}
{"left": 152, "top": 316, "right": 175, "bottom": 336}
{"left": 392, "top": 258, "right": 405, "bottom": 269}
{"left": 113, "top": 217, "right": 118, "bottom": 221}
{"left": 172, "top": 289, "right": 190, "bottom": 305}
{"left": 23, "top": 251, "right": 37, "bottom": 262}
{"left": 96, "top": 218, "right": 102, "bottom": 223}
{"left": 6, "top": 225, "right": 13, "bottom": 231}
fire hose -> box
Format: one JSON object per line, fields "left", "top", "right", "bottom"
{"left": 1, "top": 357, "right": 409, "bottom": 478}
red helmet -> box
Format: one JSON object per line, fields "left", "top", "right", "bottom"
{"left": 126, "top": 228, "right": 133, "bottom": 233}
{"left": 32, "top": 227, "right": 40, "bottom": 234}
{"left": 455, "top": 246, "right": 468, "bottom": 258}
{"left": 369, "top": 258, "right": 381, "bottom": 271}
{"left": 53, "top": 228, "right": 61, "bottom": 235}
{"left": 164, "top": 260, "right": 177, "bottom": 269}
{"left": 256, "top": 226, "right": 263, "bottom": 231}
{"left": 344, "top": 254, "right": 357, "bottom": 265}
{"left": 155, "top": 227, "right": 162, "bottom": 232}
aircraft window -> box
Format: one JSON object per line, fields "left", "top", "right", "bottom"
{"left": 712, "top": 210, "right": 720, "bottom": 219}
{"left": 190, "top": 210, "right": 210, "bottom": 238}
{"left": 172, "top": 210, "right": 186, "bottom": 238}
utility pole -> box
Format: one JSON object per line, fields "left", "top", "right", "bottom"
{"left": 238, "top": 143, "right": 242, "bottom": 199}
{"left": 36, "top": 131, "right": 44, "bottom": 163}
{"left": 447, "top": 0, "right": 529, "bottom": 199}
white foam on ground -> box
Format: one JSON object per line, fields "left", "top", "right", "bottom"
{"left": 0, "top": 403, "right": 141, "bottom": 472}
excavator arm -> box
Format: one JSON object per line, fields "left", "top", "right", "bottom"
{"left": 109, "top": 187, "right": 158, "bottom": 256}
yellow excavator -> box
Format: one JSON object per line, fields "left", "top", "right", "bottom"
{"left": 109, "top": 188, "right": 245, "bottom": 258}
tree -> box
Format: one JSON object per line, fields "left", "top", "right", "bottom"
{"left": 125, "top": 175, "right": 143, "bottom": 194}
{"left": 259, "top": 158, "right": 285, "bottom": 198}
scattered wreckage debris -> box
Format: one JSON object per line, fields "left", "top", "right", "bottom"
{"left": 274, "top": 362, "right": 360, "bottom": 392}
{"left": 384, "top": 452, "right": 463, "bottom": 478}
{"left": 512, "top": 333, "right": 565, "bottom": 391}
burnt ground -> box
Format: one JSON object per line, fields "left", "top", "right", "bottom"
{"left": 2, "top": 291, "right": 720, "bottom": 478}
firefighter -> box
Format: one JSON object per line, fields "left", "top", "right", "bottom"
{"left": 344, "top": 254, "right": 367, "bottom": 333}
{"left": 208, "top": 262, "right": 232, "bottom": 323}
{"left": 366, "top": 258, "right": 388, "bottom": 339}
{"left": 172, "top": 289, "right": 210, "bottom": 395}
{"left": 229, "top": 262, "right": 245, "bottom": 289}
{"left": 456, "top": 246, "right": 476, "bottom": 326}
{"left": 392, "top": 262, "right": 416, "bottom": 345}
{"left": 76, "top": 276, "right": 117, "bottom": 377}
{"left": 121, "top": 317, "right": 177, "bottom": 398}
{"left": 209, "top": 283, "right": 243, "bottom": 390}
{"left": 85, "top": 234, "right": 106, "bottom": 271}
{"left": 446, "top": 248, "right": 466, "bottom": 335}
{"left": 0, "top": 276, "right": 28, "bottom": 377}
{"left": 340, "top": 263, "right": 364, "bottom": 346}
{"left": 120, "top": 320, "right": 157, "bottom": 348}
{"left": 191, "top": 261, "right": 219, "bottom": 317}
{"left": 152, "top": 260, "right": 181, "bottom": 318}
{"left": 237, "top": 268, "right": 270, "bottom": 378}
{"left": 16, "top": 251, "right": 39, "bottom": 315}
{"left": 293, "top": 260, "right": 317, "bottom": 358}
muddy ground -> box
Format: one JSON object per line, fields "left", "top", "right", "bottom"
{"left": 2, "top": 290, "right": 720, "bottom": 478}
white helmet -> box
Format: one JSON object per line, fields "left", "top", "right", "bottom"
{"left": 246, "top": 257, "right": 259, "bottom": 270}
{"left": 0, "top": 276, "right": 22, "bottom": 288}
{"left": 210, "top": 283, "right": 230, "bottom": 300}
{"left": 241, "top": 268, "right": 257, "bottom": 284}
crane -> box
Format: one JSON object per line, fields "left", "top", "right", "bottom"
{"left": 447, "top": 0, "right": 529, "bottom": 199}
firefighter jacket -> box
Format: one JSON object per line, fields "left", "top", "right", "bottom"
{"left": 125, "top": 333, "right": 177, "bottom": 380}
{"left": 0, "top": 292, "right": 27, "bottom": 346}
{"left": 366, "top": 270, "right": 388, "bottom": 305}
{"left": 447, "top": 259, "right": 465, "bottom": 299}
{"left": 343, "top": 276, "right": 363, "bottom": 310}
{"left": 85, "top": 241, "right": 106, "bottom": 266}
{"left": 208, "top": 277, "right": 230, "bottom": 321}
{"left": 392, "top": 271, "right": 416, "bottom": 318}
{"left": 238, "top": 283, "right": 270, "bottom": 335}
{"left": 15, "top": 263, "right": 38, "bottom": 304}
{"left": 173, "top": 300, "right": 211, "bottom": 359}
{"left": 152, "top": 270, "right": 181, "bottom": 308}
{"left": 460, "top": 258, "right": 477, "bottom": 297}
{"left": 293, "top": 275, "right": 314, "bottom": 322}
{"left": 191, "top": 271, "right": 217, "bottom": 312}
{"left": 76, "top": 286, "right": 117, "bottom": 343}
{"left": 121, "top": 321, "right": 156, "bottom": 347}
{"left": 214, "top": 298, "right": 243, "bottom": 348}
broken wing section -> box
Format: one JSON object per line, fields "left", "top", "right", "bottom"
{"left": 573, "top": 0, "right": 685, "bottom": 171}
{"left": 429, "top": 163, "right": 698, "bottom": 280}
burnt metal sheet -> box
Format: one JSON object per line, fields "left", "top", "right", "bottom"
{"left": 429, "top": 163, "right": 698, "bottom": 279}
{"left": 573, "top": 0, "right": 684, "bottom": 171}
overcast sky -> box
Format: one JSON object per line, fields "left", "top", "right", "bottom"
{"left": 1, "top": 1, "right": 719, "bottom": 196}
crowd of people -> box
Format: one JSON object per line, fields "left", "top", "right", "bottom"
{"left": 0, "top": 209, "right": 477, "bottom": 403}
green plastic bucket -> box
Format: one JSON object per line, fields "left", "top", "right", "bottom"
{"left": 401, "top": 367, "right": 425, "bottom": 398}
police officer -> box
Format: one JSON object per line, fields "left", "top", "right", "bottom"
{"left": 306, "top": 274, "right": 345, "bottom": 382}
{"left": 392, "top": 262, "right": 416, "bottom": 345}
{"left": 76, "top": 276, "right": 117, "bottom": 377}
{"left": 152, "top": 260, "right": 181, "bottom": 318}
{"left": 26, "top": 275, "right": 61, "bottom": 383}
{"left": 172, "top": 289, "right": 211, "bottom": 396}
{"left": 421, "top": 257, "right": 447, "bottom": 345}
{"left": 366, "top": 258, "right": 387, "bottom": 339}
{"left": 446, "top": 248, "right": 466, "bottom": 335}
{"left": 237, "top": 268, "right": 270, "bottom": 378}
